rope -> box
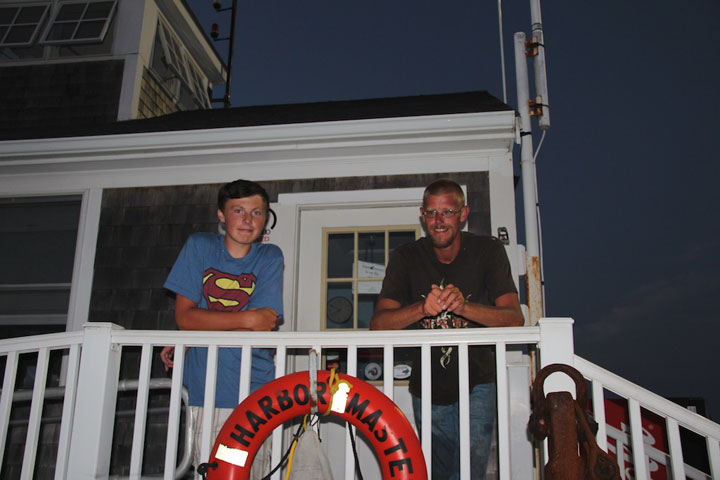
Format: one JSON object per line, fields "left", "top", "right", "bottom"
{"left": 348, "top": 426, "right": 365, "bottom": 480}
{"left": 259, "top": 419, "right": 306, "bottom": 480}
{"left": 309, "top": 349, "right": 319, "bottom": 414}
{"left": 283, "top": 434, "right": 301, "bottom": 480}
{"left": 323, "top": 368, "right": 338, "bottom": 416}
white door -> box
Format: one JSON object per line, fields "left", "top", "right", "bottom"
{"left": 285, "top": 194, "right": 423, "bottom": 480}
{"left": 295, "top": 204, "right": 422, "bottom": 332}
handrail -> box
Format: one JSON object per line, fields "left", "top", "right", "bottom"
{"left": 111, "top": 325, "right": 541, "bottom": 347}
{"left": 0, "top": 378, "right": 194, "bottom": 479}
{"left": 0, "top": 283, "right": 72, "bottom": 291}
{"left": 0, "top": 330, "right": 83, "bottom": 352}
{"left": 1, "top": 321, "right": 718, "bottom": 479}
{"left": 575, "top": 356, "right": 720, "bottom": 439}
{"left": 575, "top": 355, "right": 720, "bottom": 479}
{"left": 605, "top": 424, "right": 710, "bottom": 480}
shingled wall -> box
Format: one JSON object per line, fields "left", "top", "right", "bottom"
{"left": 0, "top": 60, "right": 124, "bottom": 136}
{"left": 137, "top": 68, "right": 181, "bottom": 120}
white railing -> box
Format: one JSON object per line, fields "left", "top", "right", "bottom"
{"left": 575, "top": 356, "right": 720, "bottom": 480}
{"left": 105, "top": 324, "right": 539, "bottom": 480}
{"left": 0, "top": 319, "right": 718, "bottom": 480}
{"left": 0, "top": 330, "right": 83, "bottom": 480}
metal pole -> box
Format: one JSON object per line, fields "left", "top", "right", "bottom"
{"left": 497, "top": 0, "right": 508, "bottom": 103}
{"left": 223, "top": 0, "right": 238, "bottom": 107}
{"left": 514, "top": 32, "right": 543, "bottom": 327}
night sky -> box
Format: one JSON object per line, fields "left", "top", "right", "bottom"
{"left": 190, "top": 0, "right": 720, "bottom": 418}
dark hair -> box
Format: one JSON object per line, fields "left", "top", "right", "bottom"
{"left": 422, "top": 178, "right": 465, "bottom": 208}
{"left": 217, "top": 179, "right": 270, "bottom": 211}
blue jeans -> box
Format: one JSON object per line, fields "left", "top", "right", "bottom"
{"left": 411, "top": 383, "right": 496, "bottom": 480}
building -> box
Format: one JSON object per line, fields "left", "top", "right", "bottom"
{"left": 1, "top": 2, "right": 719, "bottom": 479}
{"left": 0, "top": 90, "right": 532, "bottom": 477}
{"left": 0, "top": 0, "right": 225, "bottom": 138}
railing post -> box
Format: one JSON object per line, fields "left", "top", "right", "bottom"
{"left": 537, "top": 318, "right": 577, "bottom": 474}
{"left": 507, "top": 349, "right": 534, "bottom": 479}
{"left": 66, "top": 323, "right": 123, "bottom": 478}
{"left": 538, "top": 318, "right": 576, "bottom": 395}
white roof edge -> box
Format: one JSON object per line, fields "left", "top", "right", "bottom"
{"left": 0, "top": 111, "right": 516, "bottom": 160}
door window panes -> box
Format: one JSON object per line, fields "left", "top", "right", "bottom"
{"left": 390, "top": 231, "right": 416, "bottom": 254}
{"left": 357, "top": 293, "right": 376, "bottom": 329}
{"left": 326, "top": 282, "right": 353, "bottom": 329}
{"left": 323, "top": 226, "right": 418, "bottom": 330}
{"left": 326, "top": 233, "right": 353, "bottom": 278}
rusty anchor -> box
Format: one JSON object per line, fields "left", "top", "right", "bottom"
{"left": 529, "top": 363, "right": 621, "bottom": 480}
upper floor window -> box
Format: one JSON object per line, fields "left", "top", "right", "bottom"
{"left": 151, "top": 19, "right": 211, "bottom": 109}
{"left": 40, "top": 0, "right": 117, "bottom": 45}
{"left": 0, "top": 0, "right": 116, "bottom": 61}
{"left": 0, "top": 4, "right": 50, "bottom": 47}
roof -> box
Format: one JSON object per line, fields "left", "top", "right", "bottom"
{"left": 0, "top": 91, "right": 512, "bottom": 141}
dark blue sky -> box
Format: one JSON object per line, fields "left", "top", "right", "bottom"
{"left": 191, "top": 0, "right": 720, "bottom": 418}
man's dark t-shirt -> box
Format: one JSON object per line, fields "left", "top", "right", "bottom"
{"left": 378, "top": 232, "right": 518, "bottom": 405}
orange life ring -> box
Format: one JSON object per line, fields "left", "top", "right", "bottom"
{"left": 205, "top": 370, "right": 427, "bottom": 479}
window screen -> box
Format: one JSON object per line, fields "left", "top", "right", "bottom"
{"left": 0, "top": 4, "right": 50, "bottom": 47}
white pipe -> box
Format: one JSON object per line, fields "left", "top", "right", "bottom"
{"left": 514, "top": 31, "right": 543, "bottom": 325}
{"left": 530, "top": 0, "right": 551, "bottom": 129}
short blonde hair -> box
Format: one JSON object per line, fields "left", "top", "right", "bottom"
{"left": 422, "top": 179, "right": 465, "bottom": 208}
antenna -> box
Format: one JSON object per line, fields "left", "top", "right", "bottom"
{"left": 209, "top": 0, "right": 238, "bottom": 108}
{"left": 514, "top": 31, "right": 543, "bottom": 326}
{"left": 528, "top": 0, "right": 550, "bottom": 129}
{"left": 497, "top": 0, "right": 508, "bottom": 103}
{"left": 513, "top": 0, "right": 552, "bottom": 324}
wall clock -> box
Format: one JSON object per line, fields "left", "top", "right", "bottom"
{"left": 327, "top": 296, "right": 353, "bottom": 324}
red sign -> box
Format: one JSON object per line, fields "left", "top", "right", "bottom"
{"left": 604, "top": 399, "right": 669, "bottom": 479}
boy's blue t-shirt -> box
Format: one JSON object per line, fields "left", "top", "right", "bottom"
{"left": 164, "top": 233, "right": 283, "bottom": 408}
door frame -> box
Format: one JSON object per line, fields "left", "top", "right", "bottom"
{"left": 278, "top": 187, "right": 431, "bottom": 332}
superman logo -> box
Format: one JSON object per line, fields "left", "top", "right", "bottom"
{"left": 202, "top": 268, "right": 257, "bottom": 312}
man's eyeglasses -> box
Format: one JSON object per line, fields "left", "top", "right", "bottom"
{"left": 422, "top": 208, "right": 463, "bottom": 219}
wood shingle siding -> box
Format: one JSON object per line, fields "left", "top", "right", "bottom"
{"left": 0, "top": 60, "right": 124, "bottom": 135}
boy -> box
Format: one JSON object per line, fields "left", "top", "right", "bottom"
{"left": 161, "top": 179, "right": 282, "bottom": 477}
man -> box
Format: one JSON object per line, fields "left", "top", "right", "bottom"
{"left": 370, "top": 178, "right": 524, "bottom": 479}
{"left": 161, "top": 179, "right": 282, "bottom": 478}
